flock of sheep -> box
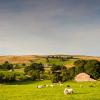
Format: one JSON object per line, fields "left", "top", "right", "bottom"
{"left": 37, "top": 83, "right": 96, "bottom": 95}
{"left": 37, "top": 83, "right": 74, "bottom": 95}
{"left": 37, "top": 83, "right": 63, "bottom": 88}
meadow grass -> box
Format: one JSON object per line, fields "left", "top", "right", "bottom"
{"left": 0, "top": 80, "right": 100, "bottom": 100}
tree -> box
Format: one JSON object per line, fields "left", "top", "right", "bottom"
{"left": 67, "top": 67, "right": 76, "bottom": 80}
{"left": 50, "top": 64, "right": 68, "bottom": 83}
{"left": 84, "top": 60, "right": 100, "bottom": 79}
{"left": 24, "top": 63, "right": 44, "bottom": 80}
{"left": 0, "top": 71, "right": 16, "bottom": 83}
{"left": 60, "top": 69, "right": 68, "bottom": 82}
{"left": 74, "top": 60, "right": 86, "bottom": 74}
{"left": 1, "top": 61, "right": 13, "bottom": 70}
{"left": 29, "top": 70, "right": 40, "bottom": 81}
{"left": 51, "top": 64, "right": 61, "bottom": 73}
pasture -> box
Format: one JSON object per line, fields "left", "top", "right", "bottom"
{"left": 0, "top": 80, "right": 100, "bottom": 100}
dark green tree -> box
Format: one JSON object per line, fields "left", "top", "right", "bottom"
{"left": 84, "top": 60, "right": 100, "bottom": 79}
{"left": 1, "top": 61, "right": 13, "bottom": 70}
{"left": 50, "top": 64, "right": 68, "bottom": 82}
{"left": 24, "top": 63, "right": 44, "bottom": 80}
{"left": 74, "top": 60, "right": 86, "bottom": 74}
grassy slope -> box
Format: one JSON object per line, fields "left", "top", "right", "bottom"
{"left": 0, "top": 80, "right": 100, "bottom": 100}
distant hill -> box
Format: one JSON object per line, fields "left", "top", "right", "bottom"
{"left": 73, "top": 55, "right": 100, "bottom": 61}
{"left": 0, "top": 55, "right": 40, "bottom": 64}
{"left": 0, "top": 55, "right": 99, "bottom": 64}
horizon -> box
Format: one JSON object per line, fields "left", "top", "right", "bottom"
{"left": 0, "top": 54, "right": 99, "bottom": 57}
{"left": 0, "top": 0, "right": 100, "bottom": 56}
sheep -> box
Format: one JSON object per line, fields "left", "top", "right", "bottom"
{"left": 37, "top": 85, "right": 46, "bottom": 89}
{"left": 64, "top": 88, "right": 74, "bottom": 95}
{"left": 50, "top": 84, "right": 54, "bottom": 87}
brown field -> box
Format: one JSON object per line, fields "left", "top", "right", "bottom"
{"left": 0, "top": 55, "right": 40, "bottom": 64}
{"left": 74, "top": 55, "right": 100, "bottom": 61}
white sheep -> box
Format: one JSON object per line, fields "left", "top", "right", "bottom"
{"left": 64, "top": 88, "right": 73, "bottom": 95}
{"left": 50, "top": 84, "right": 54, "bottom": 87}
{"left": 37, "top": 85, "right": 45, "bottom": 88}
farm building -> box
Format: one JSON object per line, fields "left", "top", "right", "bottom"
{"left": 75, "top": 73, "right": 96, "bottom": 82}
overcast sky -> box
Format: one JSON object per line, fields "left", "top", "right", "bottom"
{"left": 0, "top": 0, "right": 100, "bottom": 56}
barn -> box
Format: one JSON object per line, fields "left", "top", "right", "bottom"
{"left": 75, "top": 73, "right": 96, "bottom": 82}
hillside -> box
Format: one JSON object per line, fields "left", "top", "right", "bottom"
{"left": 0, "top": 55, "right": 40, "bottom": 64}
{"left": 0, "top": 55, "right": 100, "bottom": 65}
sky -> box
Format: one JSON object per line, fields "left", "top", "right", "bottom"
{"left": 0, "top": 0, "right": 100, "bottom": 56}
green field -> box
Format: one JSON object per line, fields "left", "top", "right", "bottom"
{"left": 0, "top": 80, "right": 100, "bottom": 100}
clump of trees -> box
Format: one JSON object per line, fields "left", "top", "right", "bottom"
{"left": 0, "top": 61, "right": 13, "bottom": 70}
{"left": 84, "top": 60, "right": 100, "bottom": 79}
{"left": 24, "top": 63, "right": 44, "bottom": 81}
{"left": 50, "top": 64, "right": 68, "bottom": 83}
{"left": 73, "top": 59, "right": 100, "bottom": 79}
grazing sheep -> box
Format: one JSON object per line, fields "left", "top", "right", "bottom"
{"left": 50, "top": 84, "right": 54, "bottom": 87}
{"left": 64, "top": 88, "right": 73, "bottom": 95}
{"left": 37, "top": 85, "right": 46, "bottom": 89}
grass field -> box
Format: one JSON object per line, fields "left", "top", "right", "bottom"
{"left": 0, "top": 80, "right": 100, "bottom": 100}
